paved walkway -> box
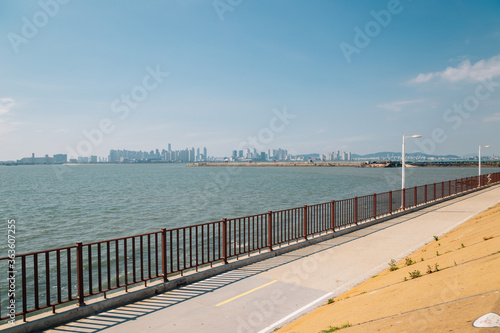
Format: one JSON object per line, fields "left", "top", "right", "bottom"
{"left": 46, "top": 185, "right": 500, "bottom": 333}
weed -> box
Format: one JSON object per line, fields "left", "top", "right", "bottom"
{"left": 388, "top": 259, "right": 399, "bottom": 271}
{"left": 371, "top": 275, "right": 378, "bottom": 278}
{"left": 438, "top": 243, "right": 441, "bottom": 246}
{"left": 409, "top": 270, "right": 421, "bottom": 279}
{"left": 436, "top": 251, "right": 440, "bottom": 256}
{"left": 433, "top": 235, "right": 439, "bottom": 241}
{"left": 322, "top": 322, "right": 351, "bottom": 332}
{"left": 421, "top": 257, "right": 424, "bottom": 262}
{"left": 327, "top": 298, "right": 335, "bottom": 304}
{"left": 427, "top": 264, "right": 440, "bottom": 274}
{"left": 461, "top": 243, "right": 465, "bottom": 248}
{"left": 404, "top": 277, "right": 407, "bottom": 281}
{"left": 359, "top": 291, "right": 366, "bottom": 295}
{"left": 405, "top": 257, "right": 415, "bottom": 266}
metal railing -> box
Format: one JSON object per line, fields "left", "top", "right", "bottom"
{"left": 1, "top": 172, "right": 499, "bottom": 323}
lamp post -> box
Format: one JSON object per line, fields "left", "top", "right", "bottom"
{"left": 479, "top": 145, "right": 491, "bottom": 186}
{"left": 402, "top": 134, "right": 422, "bottom": 208}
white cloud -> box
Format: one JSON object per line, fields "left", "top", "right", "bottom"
{"left": 0, "top": 98, "right": 15, "bottom": 116}
{"left": 409, "top": 54, "right": 500, "bottom": 84}
{"left": 0, "top": 98, "right": 18, "bottom": 136}
{"left": 483, "top": 112, "right": 500, "bottom": 123}
{"left": 376, "top": 98, "right": 428, "bottom": 112}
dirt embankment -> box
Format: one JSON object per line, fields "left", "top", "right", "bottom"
{"left": 279, "top": 203, "right": 500, "bottom": 333}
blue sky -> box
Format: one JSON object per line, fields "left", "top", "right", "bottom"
{"left": 1, "top": 0, "right": 499, "bottom": 160}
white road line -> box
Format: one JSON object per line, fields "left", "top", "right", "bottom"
{"left": 256, "top": 291, "right": 334, "bottom": 333}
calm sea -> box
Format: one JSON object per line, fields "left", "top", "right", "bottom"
{"left": 1, "top": 164, "right": 497, "bottom": 255}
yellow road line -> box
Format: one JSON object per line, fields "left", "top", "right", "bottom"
{"left": 216, "top": 280, "right": 278, "bottom": 307}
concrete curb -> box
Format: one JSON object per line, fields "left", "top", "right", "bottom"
{"left": 4, "top": 184, "right": 497, "bottom": 333}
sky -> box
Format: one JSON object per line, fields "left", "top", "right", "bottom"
{"left": 1, "top": 0, "right": 499, "bottom": 160}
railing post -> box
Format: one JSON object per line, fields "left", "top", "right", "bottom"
{"left": 161, "top": 228, "right": 168, "bottom": 282}
{"left": 389, "top": 191, "right": 392, "bottom": 213}
{"left": 441, "top": 181, "right": 444, "bottom": 198}
{"left": 267, "top": 211, "right": 273, "bottom": 251}
{"left": 414, "top": 186, "right": 417, "bottom": 207}
{"left": 402, "top": 190, "right": 406, "bottom": 210}
{"left": 354, "top": 197, "right": 358, "bottom": 224}
{"left": 448, "top": 180, "right": 451, "bottom": 196}
{"left": 433, "top": 183, "right": 436, "bottom": 200}
{"left": 303, "top": 205, "right": 308, "bottom": 240}
{"left": 222, "top": 219, "right": 228, "bottom": 264}
{"left": 424, "top": 184, "right": 427, "bottom": 202}
{"left": 76, "top": 242, "right": 85, "bottom": 307}
{"left": 373, "top": 194, "right": 377, "bottom": 219}
{"left": 331, "top": 200, "right": 335, "bottom": 232}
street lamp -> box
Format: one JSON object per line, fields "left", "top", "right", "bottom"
{"left": 402, "top": 134, "right": 422, "bottom": 190}
{"left": 479, "top": 145, "right": 491, "bottom": 186}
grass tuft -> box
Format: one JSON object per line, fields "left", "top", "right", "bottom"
{"left": 388, "top": 259, "right": 399, "bottom": 271}
{"left": 321, "top": 322, "right": 351, "bottom": 332}
{"left": 409, "top": 270, "right": 421, "bottom": 279}
{"left": 405, "top": 257, "right": 415, "bottom": 266}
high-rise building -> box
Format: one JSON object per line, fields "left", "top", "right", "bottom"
{"left": 54, "top": 154, "right": 67, "bottom": 163}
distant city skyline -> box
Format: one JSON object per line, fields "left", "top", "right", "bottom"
{"left": 1, "top": 1, "right": 499, "bottom": 160}
{"left": 7, "top": 145, "right": 498, "bottom": 165}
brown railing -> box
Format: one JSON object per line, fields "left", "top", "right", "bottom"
{"left": 1, "top": 172, "right": 499, "bottom": 323}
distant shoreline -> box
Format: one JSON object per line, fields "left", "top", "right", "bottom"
{"left": 187, "top": 161, "right": 500, "bottom": 168}
{"left": 2, "top": 161, "right": 499, "bottom": 168}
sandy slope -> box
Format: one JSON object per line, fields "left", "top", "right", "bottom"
{"left": 279, "top": 203, "right": 500, "bottom": 333}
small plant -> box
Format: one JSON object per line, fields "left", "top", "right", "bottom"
{"left": 322, "top": 322, "right": 351, "bottom": 332}
{"left": 359, "top": 291, "right": 366, "bottom": 295}
{"left": 371, "top": 275, "right": 378, "bottom": 278}
{"left": 327, "top": 298, "right": 335, "bottom": 304}
{"left": 426, "top": 265, "right": 433, "bottom": 274}
{"left": 388, "top": 259, "right": 399, "bottom": 271}
{"left": 405, "top": 257, "right": 415, "bottom": 266}
{"left": 404, "top": 276, "right": 407, "bottom": 281}
{"left": 421, "top": 257, "right": 424, "bottom": 262}
{"left": 438, "top": 243, "right": 441, "bottom": 246}
{"left": 409, "top": 270, "right": 421, "bottom": 279}
{"left": 434, "top": 263, "right": 440, "bottom": 271}
{"left": 433, "top": 235, "right": 439, "bottom": 241}
{"left": 461, "top": 243, "right": 465, "bottom": 248}
{"left": 436, "top": 251, "right": 440, "bottom": 256}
